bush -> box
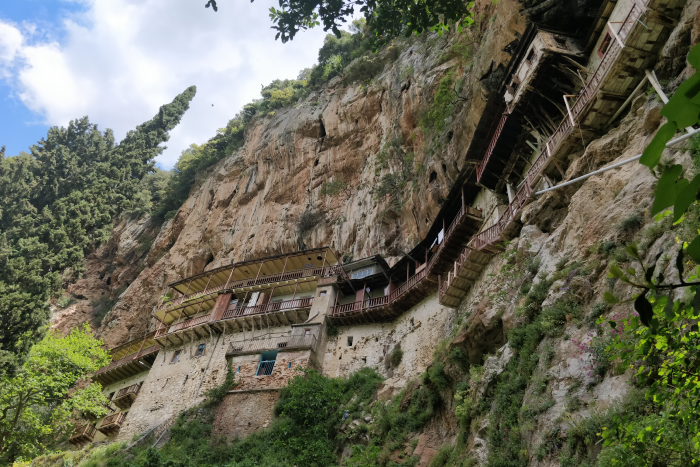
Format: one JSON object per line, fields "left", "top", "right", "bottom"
{"left": 388, "top": 346, "right": 404, "bottom": 368}
{"left": 618, "top": 212, "right": 644, "bottom": 233}
{"left": 297, "top": 209, "right": 325, "bottom": 235}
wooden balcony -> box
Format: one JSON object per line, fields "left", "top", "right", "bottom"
{"left": 97, "top": 412, "right": 127, "bottom": 436}
{"left": 93, "top": 344, "right": 159, "bottom": 385}
{"left": 112, "top": 383, "right": 141, "bottom": 410}
{"left": 226, "top": 334, "right": 317, "bottom": 357}
{"left": 68, "top": 423, "right": 96, "bottom": 446}
{"left": 155, "top": 297, "right": 314, "bottom": 344}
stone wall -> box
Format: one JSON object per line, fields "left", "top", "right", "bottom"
{"left": 212, "top": 390, "right": 281, "bottom": 441}
{"left": 229, "top": 350, "right": 311, "bottom": 391}
{"left": 322, "top": 293, "right": 456, "bottom": 391}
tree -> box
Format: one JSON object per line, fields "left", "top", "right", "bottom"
{"left": 0, "top": 86, "right": 196, "bottom": 370}
{"left": 0, "top": 324, "right": 110, "bottom": 463}
{"left": 204, "top": 0, "right": 474, "bottom": 47}
{"left": 598, "top": 44, "right": 700, "bottom": 464}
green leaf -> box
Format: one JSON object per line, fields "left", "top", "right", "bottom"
{"left": 626, "top": 243, "right": 640, "bottom": 261}
{"left": 651, "top": 164, "right": 684, "bottom": 215}
{"left": 664, "top": 294, "right": 675, "bottom": 319}
{"left": 604, "top": 292, "right": 619, "bottom": 304}
{"left": 674, "top": 174, "right": 700, "bottom": 222}
{"left": 687, "top": 44, "right": 700, "bottom": 70}
{"left": 635, "top": 290, "right": 654, "bottom": 327}
{"left": 687, "top": 236, "right": 700, "bottom": 263}
{"left": 609, "top": 264, "right": 625, "bottom": 279}
{"left": 640, "top": 122, "right": 678, "bottom": 169}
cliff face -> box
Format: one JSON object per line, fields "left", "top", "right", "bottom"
{"left": 55, "top": 0, "right": 530, "bottom": 346}
{"left": 50, "top": 0, "right": 700, "bottom": 463}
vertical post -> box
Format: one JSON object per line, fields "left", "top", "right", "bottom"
{"left": 321, "top": 250, "right": 328, "bottom": 271}
{"left": 254, "top": 261, "right": 265, "bottom": 284}
{"left": 461, "top": 186, "right": 465, "bottom": 209}
{"left": 224, "top": 266, "right": 236, "bottom": 289}
{"left": 292, "top": 282, "right": 299, "bottom": 301}
{"left": 281, "top": 256, "right": 289, "bottom": 274}
{"left": 202, "top": 272, "right": 214, "bottom": 296}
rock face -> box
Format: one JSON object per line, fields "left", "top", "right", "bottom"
{"left": 50, "top": 0, "right": 700, "bottom": 464}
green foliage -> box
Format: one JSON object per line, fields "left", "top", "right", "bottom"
{"left": 420, "top": 72, "right": 456, "bottom": 134}
{"left": 320, "top": 179, "right": 351, "bottom": 198}
{"left": 374, "top": 138, "right": 418, "bottom": 214}
{"left": 0, "top": 324, "right": 110, "bottom": 463}
{"left": 203, "top": 365, "right": 238, "bottom": 407}
{"left": 618, "top": 212, "right": 644, "bottom": 233}
{"left": 597, "top": 44, "right": 700, "bottom": 466}
{"left": 231, "top": 0, "right": 474, "bottom": 50}
{"left": 297, "top": 209, "right": 326, "bottom": 235}
{"left": 0, "top": 87, "right": 195, "bottom": 369}
{"left": 388, "top": 346, "right": 404, "bottom": 368}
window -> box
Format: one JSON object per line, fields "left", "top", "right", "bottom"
{"left": 257, "top": 351, "right": 277, "bottom": 376}
{"left": 108, "top": 392, "right": 115, "bottom": 400}
{"left": 351, "top": 267, "right": 374, "bottom": 279}
{"left": 288, "top": 362, "right": 292, "bottom": 368}
{"left": 304, "top": 329, "right": 311, "bottom": 336}
{"left": 347, "top": 336, "right": 353, "bottom": 347}
{"left": 598, "top": 33, "right": 612, "bottom": 58}
{"left": 171, "top": 350, "right": 181, "bottom": 363}
{"left": 319, "top": 291, "right": 327, "bottom": 297}
{"left": 195, "top": 344, "right": 206, "bottom": 357}
{"left": 236, "top": 366, "right": 241, "bottom": 373}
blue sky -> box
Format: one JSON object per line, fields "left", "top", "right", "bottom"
{"left": 1, "top": 0, "right": 85, "bottom": 156}
{"left": 0, "top": 0, "right": 330, "bottom": 167}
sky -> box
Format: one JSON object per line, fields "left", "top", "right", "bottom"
{"left": 0, "top": 0, "right": 331, "bottom": 168}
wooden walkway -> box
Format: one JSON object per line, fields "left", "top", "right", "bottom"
{"left": 438, "top": 0, "right": 683, "bottom": 306}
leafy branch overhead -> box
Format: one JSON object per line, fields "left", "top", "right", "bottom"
{"left": 206, "top": 0, "right": 474, "bottom": 47}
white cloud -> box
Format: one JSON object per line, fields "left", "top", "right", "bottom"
{"left": 2, "top": 0, "right": 330, "bottom": 167}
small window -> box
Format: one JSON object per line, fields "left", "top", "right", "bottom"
{"left": 362, "top": 356, "right": 367, "bottom": 363}
{"left": 236, "top": 366, "right": 241, "bottom": 373}
{"left": 347, "top": 336, "right": 353, "bottom": 347}
{"left": 304, "top": 329, "right": 311, "bottom": 336}
{"left": 350, "top": 267, "right": 374, "bottom": 279}
{"left": 598, "top": 33, "right": 612, "bottom": 58}
{"left": 319, "top": 291, "right": 327, "bottom": 297}
{"left": 257, "top": 351, "right": 277, "bottom": 376}
{"left": 288, "top": 362, "right": 292, "bottom": 368}
{"left": 108, "top": 392, "right": 115, "bottom": 400}
{"left": 171, "top": 350, "right": 181, "bottom": 363}
{"left": 195, "top": 344, "right": 206, "bottom": 357}
{"left": 526, "top": 49, "right": 536, "bottom": 63}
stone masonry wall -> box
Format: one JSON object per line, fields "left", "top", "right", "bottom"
{"left": 322, "top": 293, "right": 456, "bottom": 393}
{"left": 213, "top": 391, "right": 281, "bottom": 441}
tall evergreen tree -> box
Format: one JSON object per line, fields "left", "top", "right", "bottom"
{"left": 0, "top": 86, "right": 196, "bottom": 370}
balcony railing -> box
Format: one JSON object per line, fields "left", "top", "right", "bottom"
{"left": 159, "top": 265, "right": 343, "bottom": 312}
{"left": 227, "top": 334, "right": 318, "bottom": 356}
{"left": 97, "top": 411, "right": 127, "bottom": 436}
{"left": 222, "top": 297, "right": 313, "bottom": 320}
{"left": 470, "top": 0, "right": 646, "bottom": 253}
{"left": 94, "top": 345, "right": 160, "bottom": 376}
{"left": 68, "top": 423, "right": 96, "bottom": 445}
{"left": 113, "top": 383, "right": 141, "bottom": 409}
{"left": 331, "top": 267, "right": 427, "bottom": 318}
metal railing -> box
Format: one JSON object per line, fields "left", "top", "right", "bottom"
{"left": 227, "top": 334, "right": 318, "bottom": 356}
{"left": 470, "top": 0, "right": 646, "bottom": 253}
{"left": 159, "top": 265, "right": 343, "bottom": 312}
{"left": 476, "top": 113, "right": 510, "bottom": 181}
{"left": 94, "top": 345, "right": 159, "bottom": 376}
{"left": 256, "top": 360, "right": 276, "bottom": 376}
{"left": 331, "top": 267, "right": 427, "bottom": 317}
{"left": 114, "top": 383, "right": 141, "bottom": 400}
{"left": 222, "top": 297, "right": 313, "bottom": 320}
{"left": 330, "top": 205, "right": 481, "bottom": 318}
